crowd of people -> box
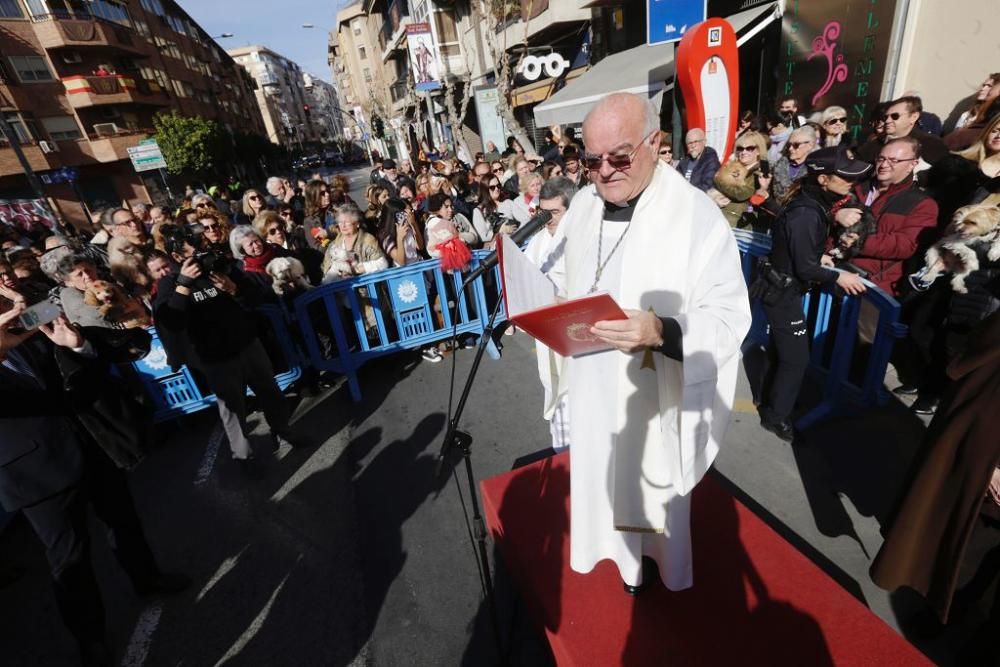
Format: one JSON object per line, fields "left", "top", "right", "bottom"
{"left": 2, "top": 75, "right": 1000, "bottom": 663}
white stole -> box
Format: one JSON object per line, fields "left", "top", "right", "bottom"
{"left": 553, "top": 163, "right": 751, "bottom": 531}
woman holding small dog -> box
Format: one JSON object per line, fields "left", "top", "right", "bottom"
{"left": 321, "top": 207, "right": 389, "bottom": 280}
{"left": 229, "top": 226, "right": 291, "bottom": 298}
{"left": 708, "top": 131, "right": 774, "bottom": 230}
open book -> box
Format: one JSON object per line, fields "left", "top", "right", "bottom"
{"left": 497, "top": 235, "right": 627, "bottom": 357}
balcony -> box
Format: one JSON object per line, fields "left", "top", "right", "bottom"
{"left": 32, "top": 15, "right": 145, "bottom": 55}
{"left": 84, "top": 129, "right": 153, "bottom": 163}
{"left": 0, "top": 142, "right": 61, "bottom": 177}
{"left": 61, "top": 75, "right": 170, "bottom": 110}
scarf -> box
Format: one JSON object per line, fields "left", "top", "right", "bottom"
{"left": 242, "top": 244, "right": 276, "bottom": 274}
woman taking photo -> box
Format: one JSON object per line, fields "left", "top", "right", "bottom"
{"left": 472, "top": 174, "right": 517, "bottom": 248}
{"left": 377, "top": 198, "right": 425, "bottom": 268}
{"left": 302, "top": 180, "right": 336, "bottom": 251}
{"left": 197, "top": 209, "right": 234, "bottom": 257}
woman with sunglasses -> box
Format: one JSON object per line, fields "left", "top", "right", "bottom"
{"left": 708, "top": 131, "right": 773, "bottom": 230}
{"left": 820, "top": 106, "right": 849, "bottom": 147}
{"left": 541, "top": 161, "right": 564, "bottom": 180}
{"left": 253, "top": 210, "right": 323, "bottom": 284}
{"left": 471, "top": 174, "right": 517, "bottom": 249}
{"left": 771, "top": 125, "right": 820, "bottom": 203}
{"left": 228, "top": 225, "right": 289, "bottom": 297}
{"left": 197, "top": 210, "right": 234, "bottom": 257}
{"left": 303, "top": 180, "right": 337, "bottom": 251}
{"left": 236, "top": 189, "right": 269, "bottom": 226}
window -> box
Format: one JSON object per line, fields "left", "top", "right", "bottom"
{"left": 166, "top": 15, "right": 186, "bottom": 34}
{"left": 140, "top": 0, "right": 165, "bottom": 16}
{"left": 89, "top": 0, "right": 130, "bottom": 26}
{"left": 0, "top": 0, "right": 24, "bottom": 18}
{"left": 134, "top": 18, "right": 151, "bottom": 38}
{"left": 1, "top": 112, "right": 40, "bottom": 144}
{"left": 7, "top": 55, "right": 53, "bottom": 83}
{"left": 433, "top": 10, "right": 460, "bottom": 58}
{"left": 359, "top": 47, "right": 366, "bottom": 60}
{"left": 363, "top": 68, "right": 372, "bottom": 83}
{"left": 42, "top": 116, "right": 83, "bottom": 141}
{"left": 171, "top": 79, "right": 188, "bottom": 97}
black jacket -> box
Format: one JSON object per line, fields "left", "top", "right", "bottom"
{"left": 152, "top": 267, "right": 261, "bottom": 369}
{"left": 0, "top": 331, "right": 151, "bottom": 510}
{"left": 770, "top": 187, "right": 840, "bottom": 286}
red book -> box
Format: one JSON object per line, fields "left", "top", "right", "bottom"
{"left": 498, "top": 235, "right": 627, "bottom": 357}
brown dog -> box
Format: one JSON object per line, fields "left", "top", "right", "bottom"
{"left": 83, "top": 280, "right": 151, "bottom": 328}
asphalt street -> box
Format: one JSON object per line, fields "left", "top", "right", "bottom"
{"left": 0, "top": 166, "right": 988, "bottom": 666}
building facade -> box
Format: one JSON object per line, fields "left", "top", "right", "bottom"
{"left": 0, "top": 0, "right": 265, "bottom": 227}
{"left": 302, "top": 72, "right": 344, "bottom": 146}
{"left": 228, "top": 45, "right": 321, "bottom": 150}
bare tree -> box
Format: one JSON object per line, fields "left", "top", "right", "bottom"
{"left": 478, "top": 0, "right": 537, "bottom": 153}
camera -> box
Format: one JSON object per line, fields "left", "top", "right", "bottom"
{"left": 193, "top": 250, "right": 231, "bottom": 274}
{"left": 486, "top": 210, "right": 518, "bottom": 234}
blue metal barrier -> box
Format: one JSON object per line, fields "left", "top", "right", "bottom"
{"left": 293, "top": 250, "right": 503, "bottom": 402}
{"left": 734, "top": 231, "right": 908, "bottom": 429}
{"left": 131, "top": 304, "right": 303, "bottom": 423}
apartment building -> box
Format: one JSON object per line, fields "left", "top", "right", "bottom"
{"left": 328, "top": 2, "right": 395, "bottom": 157}
{"left": 302, "top": 72, "right": 345, "bottom": 145}
{"left": 0, "top": 0, "right": 265, "bottom": 227}
{"left": 228, "top": 45, "right": 320, "bottom": 149}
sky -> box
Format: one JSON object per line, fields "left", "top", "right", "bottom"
{"left": 179, "top": 0, "right": 355, "bottom": 83}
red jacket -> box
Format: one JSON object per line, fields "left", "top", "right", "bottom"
{"left": 851, "top": 178, "right": 938, "bottom": 295}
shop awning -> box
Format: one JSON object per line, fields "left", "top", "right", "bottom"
{"left": 533, "top": 2, "right": 780, "bottom": 128}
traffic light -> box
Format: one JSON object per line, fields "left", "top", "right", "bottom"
{"left": 372, "top": 115, "right": 384, "bottom": 139}
{"left": 303, "top": 104, "right": 311, "bottom": 121}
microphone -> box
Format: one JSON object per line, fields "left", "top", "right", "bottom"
{"left": 462, "top": 209, "right": 552, "bottom": 287}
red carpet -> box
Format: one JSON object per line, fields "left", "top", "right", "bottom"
{"left": 481, "top": 452, "right": 931, "bottom": 666}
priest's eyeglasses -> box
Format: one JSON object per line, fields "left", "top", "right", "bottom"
{"left": 582, "top": 131, "right": 657, "bottom": 172}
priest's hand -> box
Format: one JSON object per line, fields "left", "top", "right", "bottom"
{"left": 591, "top": 309, "right": 663, "bottom": 354}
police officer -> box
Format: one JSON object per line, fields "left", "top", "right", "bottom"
{"left": 759, "top": 146, "right": 870, "bottom": 441}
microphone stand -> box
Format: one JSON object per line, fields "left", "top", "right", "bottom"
{"left": 436, "top": 278, "right": 508, "bottom": 665}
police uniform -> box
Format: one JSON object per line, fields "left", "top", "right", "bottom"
{"left": 759, "top": 147, "right": 872, "bottom": 439}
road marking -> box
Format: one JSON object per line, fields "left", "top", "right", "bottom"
{"left": 194, "top": 423, "right": 225, "bottom": 486}
{"left": 120, "top": 605, "right": 161, "bottom": 667}
{"left": 196, "top": 545, "right": 248, "bottom": 603}
{"left": 213, "top": 557, "right": 301, "bottom": 667}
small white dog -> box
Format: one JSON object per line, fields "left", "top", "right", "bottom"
{"left": 266, "top": 256, "right": 311, "bottom": 296}
{"left": 321, "top": 245, "right": 354, "bottom": 283}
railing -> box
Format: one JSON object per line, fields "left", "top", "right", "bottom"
{"left": 734, "top": 230, "right": 908, "bottom": 429}
{"left": 132, "top": 305, "right": 303, "bottom": 423}
{"left": 294, "top": 250, "right": 504, "bottom": 402}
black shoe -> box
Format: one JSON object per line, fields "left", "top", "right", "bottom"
{"left": 760, "top": 417, "right": 795, "bottom": 442}
{"left": 893, "top": 384, "right": 920, "bottom": 395}
{"left": 236, "top": 456, "right": 264, "bottom": 479}
{"left": 135, "top": 572, "right": 192, "bottom": 597}
{"left": 623, "top": 580, "right": 648, "bottom": 596}
{"left": 912, "top": 395, "right": 939, "bottom": 415}
{"left": 274, "top": 431, "right": 308, "bottom": 449}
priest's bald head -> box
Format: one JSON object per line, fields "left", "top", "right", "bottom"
{"left": 582, "top": 93, "right": 662, "bottom": 204}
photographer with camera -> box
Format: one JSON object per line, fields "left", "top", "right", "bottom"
{"left": 153, "top": 228, "right": 303, "bottom": 477}
{"left": 755, "top": 147, "right": 869, "bottom": 442}
{"left": 471, "top": 173, "right": 518, "bottom": 249}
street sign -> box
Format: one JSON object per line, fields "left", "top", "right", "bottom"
{"left": 647, "top": 0, "right": 708, "bottom": 46}
{"left": 127, "top": 142, "right": 166, "bottom": 172}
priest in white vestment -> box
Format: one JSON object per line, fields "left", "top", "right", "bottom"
{"left": 544, "top": 93, "right": 752, "bottom": 594}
